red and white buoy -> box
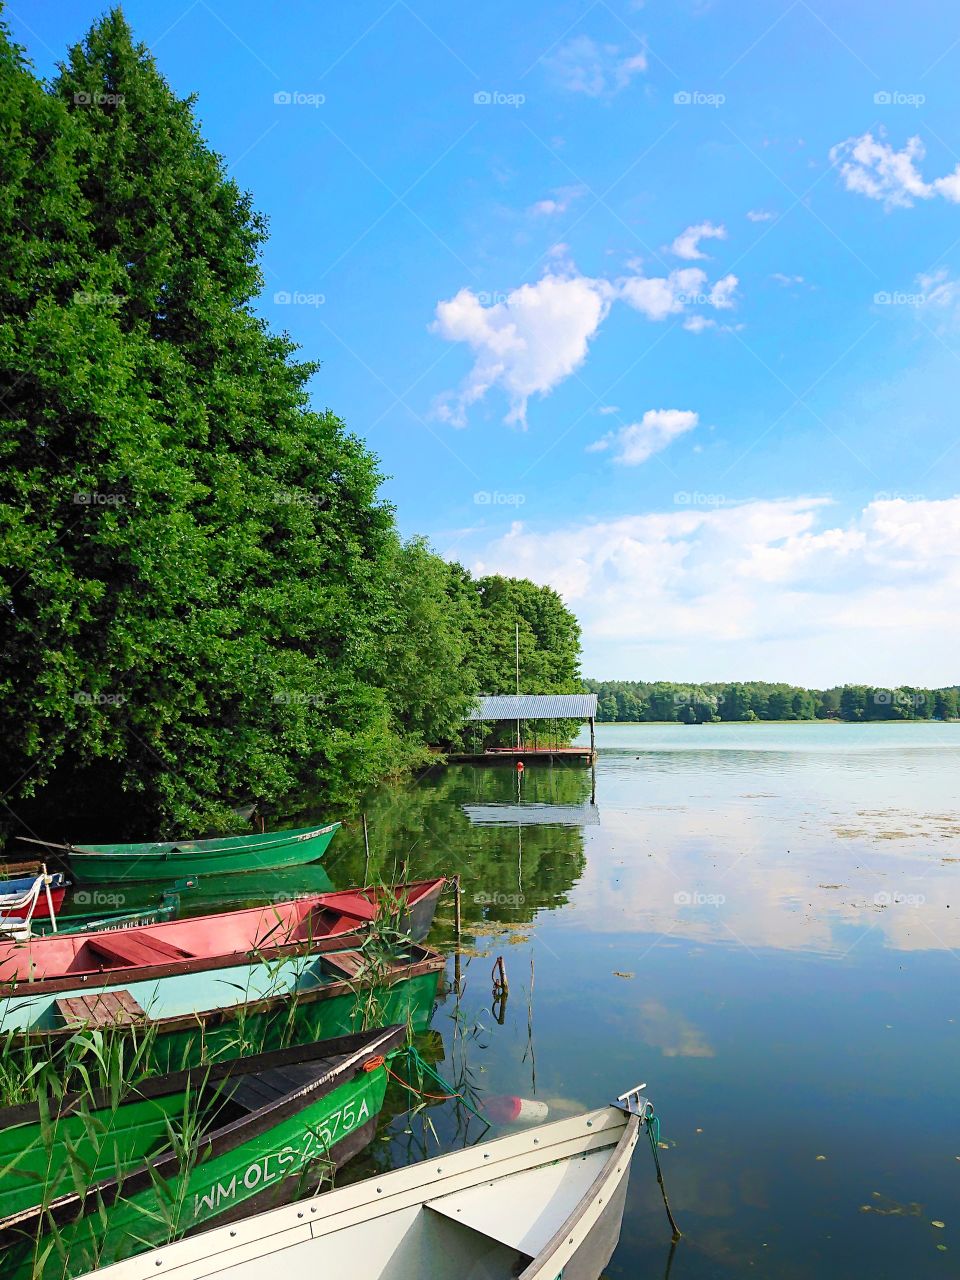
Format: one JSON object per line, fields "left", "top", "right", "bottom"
{"left": 481, "top": 1094, "right": 549, "bottom": 1124}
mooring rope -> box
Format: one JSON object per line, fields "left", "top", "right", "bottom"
{"left": 645, "top": 1112, "right": 682, "bottom": 1241}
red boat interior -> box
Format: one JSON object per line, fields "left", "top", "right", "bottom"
{"left": 0, "top": 879, "right": 441, "bottom": 984}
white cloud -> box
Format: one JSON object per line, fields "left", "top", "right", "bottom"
{"left": 918, "top": 267, "right": 959, "bottom": 308}
{"left": 590, "top": 409, "right": 699, "bottom": 465}
{"left": 683, "top": 314, "right": 716, "bottom": 333}
{"left": 746, "top": 209, "right": 774, "bottom": 222}
{"left": 670, "top": 221, "right": 726, "bottom": 260}
{"left": 770, "top": 272, "right": 805, "bottom": 286}
{"left": 545, "top": 35, "right": 647, "bottom": 98}
{"left": 433, "top": 258, "right": 739, "bottom": 425}
{"left": 708, "top": 273, "right": 738, "bottom": 308}
{"left": 830, "top": 132, "right": 960, "bottom": 209}
{"left": 528, "top": 185, "right": 586, "bottom": 217}
{"left": 432, "top": 273, "right": 613, "bottom": 427}
{"left": 470, "top": 495, "right": 960, "bottom": 684}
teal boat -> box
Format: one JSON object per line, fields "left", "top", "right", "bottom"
{"left": 0, "top": 942, "right": 445, "bottom": 1073}
{"left": 22, "top": 822, "right": 341, "bottom": 883}
{"left": 0, "top": 1025, "right": 405, "bottom": 1279}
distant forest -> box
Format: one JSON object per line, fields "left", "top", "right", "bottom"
{"left": 583, "top": 679, "right": 960, "bottom": 723}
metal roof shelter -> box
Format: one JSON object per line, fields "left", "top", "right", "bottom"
{"left": 466, "top": 694, "right": 598, "bottom": 721}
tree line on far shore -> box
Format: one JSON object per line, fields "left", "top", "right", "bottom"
{"left": 583, "top": 680, "right": 960, "bottom": 723}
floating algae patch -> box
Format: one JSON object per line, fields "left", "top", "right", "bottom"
{"left": 859, "top": 1192, "right": 923, "bottom": 1217}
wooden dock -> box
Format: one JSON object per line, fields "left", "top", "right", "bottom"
{"left": 446, "top": 746, "right": 596, "bottom": 765}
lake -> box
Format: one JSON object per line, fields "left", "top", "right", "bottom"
{"left": 322, "top": 721, "right": 960, "bottom": 1279}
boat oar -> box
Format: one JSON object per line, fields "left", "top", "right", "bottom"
{"left": 14, "top": 836, "right": 78, "bottom": 855}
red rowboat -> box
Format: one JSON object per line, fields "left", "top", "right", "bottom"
{"left": 0, "top": 877, "right": 445, "bottom": 994}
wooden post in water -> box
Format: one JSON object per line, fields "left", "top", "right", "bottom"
{"left": 589, "top": 714, "right": 596, "bottom": 760}
{"left": 362, "top": 812, "right": 370, "bottom": 883}
{"left": 453, "top": 874, "right": 462, "bottom": 994}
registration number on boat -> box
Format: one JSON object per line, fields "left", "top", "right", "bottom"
{"left": 192, "top": 1096, "right": 371, "bottom": 1218}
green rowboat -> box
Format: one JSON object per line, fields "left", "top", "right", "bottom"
{"left": 51, "top": 822, "right": 341, "bottom": 883}
{"left": 0, "top": 1026, "right": 405, "bottom": 1279}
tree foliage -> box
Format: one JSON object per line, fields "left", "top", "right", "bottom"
{"left": 584, "top": 679, "right": 960, "bottom": 724}
{"left": 0, "top": 12, "right": 583, "bottom": 837}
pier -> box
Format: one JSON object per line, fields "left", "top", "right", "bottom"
{"left": 453, "top": 693, "right": 598, "bottom": 765}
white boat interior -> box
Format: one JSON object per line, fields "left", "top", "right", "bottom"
{"left": 81, "top": 1100, "right": 645, "bottom": 1280}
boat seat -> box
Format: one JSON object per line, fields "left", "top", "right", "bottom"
{"left": 318, "top": 950, "right": 368, "bottom": 981}
{"left": 55, "top": 989, "right": 146, "bottom": 1028}
{"left": 225, "top": 1060, "right": 348, "bottom": 1113}
{"left": 86, "top": 932, "right": 192, "bottom": 967}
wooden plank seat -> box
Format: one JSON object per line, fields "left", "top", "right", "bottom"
{"left": 55, "top": 989, "right": 146, "bottom": 1028}
{"left": 318, "top": 950, "right": 368, "bottom": 981}
{"left": 226, "top": 1059, "right": 351, "bottom": 1113}
{"left": 86, "top": 932, "right": 192, "bottom": 967}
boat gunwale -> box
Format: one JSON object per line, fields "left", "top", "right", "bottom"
{"left": 0, "top": 1024, "right": 405, "bottom": 1239}
{"left": 0, "top": 879, "right": 445, "bottom": 997}
{"left": 4, "top": 943, "right": 446, "bottom": 1053}
{"left": 517, "top": 1110, "right": 640, "bottom": 1278}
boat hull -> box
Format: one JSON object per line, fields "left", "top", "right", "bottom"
{"left": 68, "top": 1101, "right": 643, "bottom": 1280}
{"left": 0, "top": 1028, "right": 404, "bottom": 1279}
{"left": 67, "top": 823, "right": 340, "bottom": 883}
{"left": 2, "top": 945, "right": 445, "bottom": 1073}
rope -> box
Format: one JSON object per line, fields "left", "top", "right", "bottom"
{"left": 645, "top": 1113, "right": 682, "bottom": 1241}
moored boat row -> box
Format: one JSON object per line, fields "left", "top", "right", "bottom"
{"left": 0, "top": 812, "right": 665, "bottom": 1280}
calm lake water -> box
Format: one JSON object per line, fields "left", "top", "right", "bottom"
{"left": 321, "top": 722, "right": 960, "bottom": 1279}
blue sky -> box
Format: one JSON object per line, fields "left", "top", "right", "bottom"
{"left": 10, "top": 0, "right": 960, "bottom": 684}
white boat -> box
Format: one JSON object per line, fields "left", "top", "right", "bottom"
{"left": 76, "top": 1086, "right": 653, "bottom": 1280}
